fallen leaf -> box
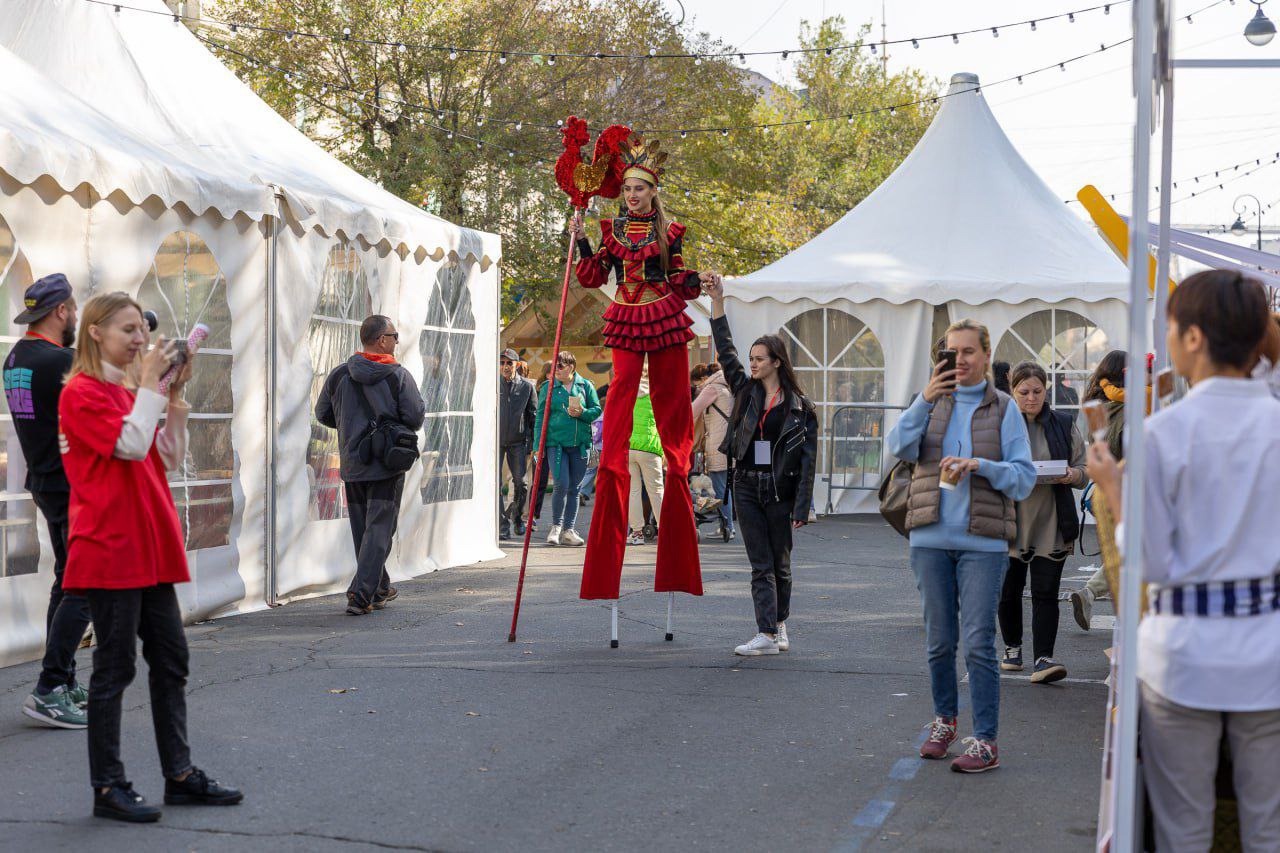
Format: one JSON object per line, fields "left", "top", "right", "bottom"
{"left": 817, "top": 596, "right": 831, "bottom": 600}
{"left": 366, "top": 709, "right": 377, "bottom": 714}
{"left": 454, "top": 622, "right": 465, "bottom": 627}
{"left": 478, "top": 767, "right": 489, "bottom": 772}
{"left": 327, "top": 687, "right": 358, "bottom": 694}
{"left": 522, "top": 650, "right": 533, "bottom": 655}
{"left": 465, "top": 711, "right": 481, "bottom": 717}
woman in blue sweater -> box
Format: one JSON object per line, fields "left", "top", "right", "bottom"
{"left": 888, "top": 319, "right": 1035, "bottom": 774}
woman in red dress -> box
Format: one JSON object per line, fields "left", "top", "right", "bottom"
{"left": 59, "top": 292, "right": 241, "bottom": 822}
{"left": 570, "top": 134, "right": 721, "bottom": 601}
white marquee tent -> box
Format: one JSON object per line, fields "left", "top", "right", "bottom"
{"left": 726, "top": 72, "right": 1130, "bottom": 512}
{"left": 0, "top": 0, "right": 502, "bottom": 666}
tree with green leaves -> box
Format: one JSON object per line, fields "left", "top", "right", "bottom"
{"left": 207, "top": 1, "right": 938, "bottom": 324}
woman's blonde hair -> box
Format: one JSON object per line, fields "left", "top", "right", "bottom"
{"left": 69, "top": 291, "right": 145, "bottom": 384}
{"left": 943, "top": 318, "right": 994, "bottom": 382}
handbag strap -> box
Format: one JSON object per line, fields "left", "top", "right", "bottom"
{"left": 347, "top": 368, "right": 400, "bottom": 427}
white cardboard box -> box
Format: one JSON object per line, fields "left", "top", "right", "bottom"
{"left": 1033, "top": 459, "right": 1069, "bottom": 480}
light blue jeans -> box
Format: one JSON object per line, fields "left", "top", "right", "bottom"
{"left": 706, "top": 470, "right": 733, "bottom": 534}
{"left": 909, "top": 547, "right": 1008, "bottom": 741}
{"left": 550, "top": 446, "right": 588, "bottom": 530}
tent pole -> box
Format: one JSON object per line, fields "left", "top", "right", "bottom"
{"left": 665, "top": 591, "right": 674, "bottom": 642}
{"left": 508, "top": 213, "right": 581, "bottom": 642}
{"left": 1115, "top": 2, "right": 1156, "bottom": 849}
{"left": 1152, "top": 77, "right": 1175, "bottom": 409}
{"left": 265, "top": 188, "right": 282, "bottom": 607}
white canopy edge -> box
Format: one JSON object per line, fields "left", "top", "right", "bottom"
{"left": 0, "top": 0, "right": 499, "bottom": 270}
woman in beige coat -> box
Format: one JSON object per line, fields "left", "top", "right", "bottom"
{"left": 693, "top": 362, "right": 734, "bottom": 539}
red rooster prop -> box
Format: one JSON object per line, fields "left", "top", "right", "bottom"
{"left": 553, "top": 117, "right": 632, "bottom": 208}
{"left": 509, "top": 117, "right": 631, "bottom": 641}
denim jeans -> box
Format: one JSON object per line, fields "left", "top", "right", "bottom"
{"left": 550, "top": 446, "right": 588, "bottom": 530}
{"left": 33, "top": 490, "right": 91, "bottom": 694}
{"left": 706, "top": 470, "right": 733, "bottom": 534}
{"left": 909, "top": 547, "right": 1007, "bottom": 741}
{"left": 86, "top": 584, "right": 193, "bottom": 788}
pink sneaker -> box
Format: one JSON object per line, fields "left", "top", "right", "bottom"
{"left": 919, "top": 716, "right": 958, "bottom": 760}
{"left": 950, "top": 737, "right": 999, "bottom": 773}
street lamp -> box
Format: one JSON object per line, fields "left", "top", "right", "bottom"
{"left": 1245, "top": 0, "right": 1277, "bottom": 47}
{"left": 1232, "top": 193, "right": 1264, "bottom": 251}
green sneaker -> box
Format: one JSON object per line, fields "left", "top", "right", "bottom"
{"left": 22, "top": 686, "right": 88, "bottom": 729}
{"left": 68, "top": 683, "right": 89, "bottom": 708}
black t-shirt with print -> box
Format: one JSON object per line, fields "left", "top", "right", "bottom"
{"left": 3, "top": 336, "right": 73, "bottom": 492}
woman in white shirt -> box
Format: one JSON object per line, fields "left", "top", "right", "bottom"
{"left": 1089, "top": 270, "right": 1280, "bottom": 852}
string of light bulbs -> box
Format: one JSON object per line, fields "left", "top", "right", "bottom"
{"left": 88, "top": 0, "right": 1148, "bottom": 64}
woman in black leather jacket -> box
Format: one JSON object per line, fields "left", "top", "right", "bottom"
{"left": 706, "top": 280, "right": 819, "bottom": 657}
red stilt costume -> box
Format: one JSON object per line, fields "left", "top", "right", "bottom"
{"left": 573, "top": 134, "right": 704, "bottom": 600}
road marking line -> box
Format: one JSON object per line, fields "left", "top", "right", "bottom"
{"left": 888, "top": 757, "right": 922, "bottom": 781}
{"left": 851, "top": 798, "right": 897, "bottom": 828}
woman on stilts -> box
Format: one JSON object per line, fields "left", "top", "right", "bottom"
{"left": 570, "top": 133, "right": 721, "bottom": 621}
{"left": 704, "top": 279, "right": 818, "bottom": 655}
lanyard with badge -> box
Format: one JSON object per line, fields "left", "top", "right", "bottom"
{"left": 754, "top": 387, "right": 783, "bottom": 466}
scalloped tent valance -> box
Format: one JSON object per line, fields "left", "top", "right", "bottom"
{"left": 732, "top": 72, "right": 1127, "bottom": 306}
{"left": 0, "top": 0, "right": 499, "bottom": 269}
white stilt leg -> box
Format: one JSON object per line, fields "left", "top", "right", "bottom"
{"left": 610, "top": 601, "right": 619, "bottom": 648}
{"left": 665, "top": 592, "right": 674, "bottom": 642}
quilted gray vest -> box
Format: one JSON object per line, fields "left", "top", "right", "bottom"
{"left": 905, "top": 385, "right": 1016, "bottom": 542}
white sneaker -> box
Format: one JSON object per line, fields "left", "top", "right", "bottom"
{"left": 776, "top": 623, "right": 790, "bottom": 651}
{"left": 546, "top": 525, "right": 562, "bottom": 546}
{"left": 626, "top": 531, "right": 645, "bottom": 546}
{"left": 559, "top": 528, "right": 584, "bottom": 546}
{"left": 734, "top": 633, "right": 780, "bottom": 656}
{"left": 1071, "top": 586, "right": 1095, "bottom": 631}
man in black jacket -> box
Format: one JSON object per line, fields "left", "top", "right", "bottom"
{"left": 5, "top": 275, "right": 90, "bottom": 728}
{"left": 498, "top": 348, "right": 535, "bottom": 539}
{"left": 315, "top": 315, "right": 426, "bottom": 615}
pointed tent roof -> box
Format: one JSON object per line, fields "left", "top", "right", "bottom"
{"left": 733, "top": 73, "right": 1128, "bottom": 305}
{"left": 0, "top": 0, "right": 497, "bottom": 267}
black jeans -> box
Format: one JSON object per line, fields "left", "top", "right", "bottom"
{"left": 734, "top": 470, "right": 794, "bottom": 634}
{"left": 33, "top": 490, "right": 91, "bottom": 694}
{"left": 86, "top": 584, "right": 192, "bottom": 789}
{"left": 998, "top": 555, "right": 1067, "bottom": 661}
{"left": 531, "top": 454, "right": 550, "bottom": 521}
{"left": 500, "top": 444, "right": 529, "bottom": 533}
{"left": 345, "top": 475, "right": 404, "bottom": 608}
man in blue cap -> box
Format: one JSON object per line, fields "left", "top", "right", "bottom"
{"left": 3, "top": 274, "right": 90, "bottom": 729}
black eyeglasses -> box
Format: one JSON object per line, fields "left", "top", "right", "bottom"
{"left": 381, "top": 331, "right": 400, "bottom": 341}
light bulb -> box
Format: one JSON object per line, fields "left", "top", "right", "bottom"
{"left": 911, "top": 38, "right": 919, "bottom": 48}
{"left": 992, "top": 27, "right": 999, "bottom": 37}
{"left": 952, "top": 33, "right": 959, "bottom": 44}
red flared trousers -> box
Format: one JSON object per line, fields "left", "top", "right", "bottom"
{"left": 580, "top": 345, "right": 703, "bottom": 599}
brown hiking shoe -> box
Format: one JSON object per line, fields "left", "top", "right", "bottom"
{"left": 920, "top": 716, "right": 958, "bottom": 759}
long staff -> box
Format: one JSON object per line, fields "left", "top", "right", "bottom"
{"left": 508, "top": 210, "right": 581, "bottom": 642}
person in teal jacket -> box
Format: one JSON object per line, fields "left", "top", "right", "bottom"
{"left": 533, "top": 351, "right": 601, "bottom": 546}
{"left": 628, "top": 368, "right": 664, "bottom": 545}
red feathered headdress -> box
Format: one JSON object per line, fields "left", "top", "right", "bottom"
{"left": 554, "top": 117, "right": 632, "bottom": 208}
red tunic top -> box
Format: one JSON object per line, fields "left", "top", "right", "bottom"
{"left": 575, "top": 211, "right": 701, "bottom": 353}
{"left": 59, "top": 374, "right": 190, "bottom": 590}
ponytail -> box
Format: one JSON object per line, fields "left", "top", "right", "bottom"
{"left": 652, "top": 193, "right": 670, "bottom": 273}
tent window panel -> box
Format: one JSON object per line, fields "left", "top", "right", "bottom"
{"left": 138, "top": 231, "right": 234, "bottom": 552}
{"left": 825, "top": 370, "right": 884, "bottom": 405}
{"left": 185, "top": 420, "right": 234, "bottom": 481}
{"left": 781, "top": 311, "right": 824, "bottom": 368}
{"left": 0, "top": 498, "right": 39, "bottom": 578}
{"left": 307, "top": 244, "right": 371, "bottom": 522}
{"left": 139, "top": 231, "right": 232, "bottom": 349}
{"left": 824, "top": 312, "right": 867, "bottom": 363}
{"left": 184, "top": 353, "right": 234, "bottom": 416}
{"left": 172, "top": 483, "right": 232, "bottom": 551}
{"left": 999, "top": 309, "right": 1109, "bottom": 416}
{"left": 418, "top": 265, "right": 476, "bottom": 506}
{"left": 420, "top": 416, "right": 475, "bottom": 504}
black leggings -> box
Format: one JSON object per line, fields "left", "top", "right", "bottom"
{"left": 998, "top": 555, "right": 1066, "bottom": 661}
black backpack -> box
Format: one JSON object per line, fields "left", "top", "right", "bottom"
{"left": 349, "top": 372, "right": 419, "bottom": 473}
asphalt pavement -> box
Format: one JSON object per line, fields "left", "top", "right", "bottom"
{"left": 0, "top": 511, "right": 1113, "bottom": 852}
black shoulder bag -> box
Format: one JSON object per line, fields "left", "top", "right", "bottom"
{"left": 351, "top": 372, "right": 419, "bottom": 473}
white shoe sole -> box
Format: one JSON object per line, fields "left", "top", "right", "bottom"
{"left": 734, "top": 646, "right": 780, "bottom": 656}
{"left": 1031, "top": 665, "right": 1068, "bottom": 684}
{"left": 22, "top": 704, "right": 87, "bottom": 730}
